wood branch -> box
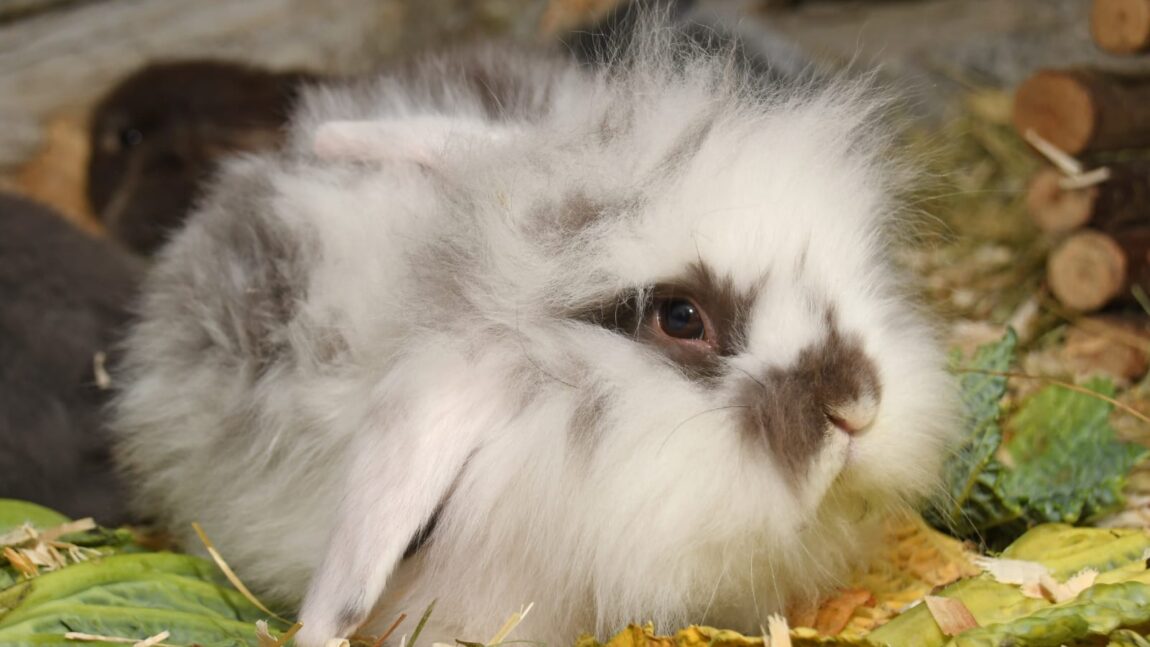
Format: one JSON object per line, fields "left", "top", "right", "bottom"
{"left": 1047, "top": 227, "right": 1150, "bottom": 311}
{"left": 1026, "top": 162, "right": 1150, "bottom": 233}
{"left": 1092, "top": 0, "right": 1150, "bottom": 54}
{"left": 1012, "top": 69, "right": 1150, "bottom": 155}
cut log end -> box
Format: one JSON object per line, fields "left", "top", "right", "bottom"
{"left": 1013, "top": 71, "right": 1097, "bottom": 155}
{"left": 1048, "top": 230, "right": 1127, "bottom": 311}
{"left": 1025, "top": 168, "right": 1098, "bottom": 233}
{"left": 1092, "top": 0, "right": 1150, "bottom": 54}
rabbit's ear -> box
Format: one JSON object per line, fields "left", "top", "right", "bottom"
{"left": 312, "top": 116, "right": 517, "bottom": 164}
{"left": 295, "top": 349, "right": 503, "bottom": 647}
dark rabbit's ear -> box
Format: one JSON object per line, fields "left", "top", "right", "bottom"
{"left": 312, "top": 117, "right": 520, "bottom": 164}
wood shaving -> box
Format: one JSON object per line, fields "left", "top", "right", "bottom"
{"left": 923, "top": 596, "right": 979, "bottom": 636}
{"left": 132, "top": 631, "right": 171, "bottom": 647}
{"left": 766, "top": 614, "right": 791, "bottom": 647}
{"left": 1, "top": 518, "right": 101, "bottom": 578}
{"left": 40, "top": 517, "right": 96, "bottom": 542}
{"left": 0, "top": 524, "right": 36, "bottom": 548}
{"left": 1024, "top": 570, "right": 1099, "bottom": 603}
{"left": 1063, "top": 569, "right": 1098, "bottom": 598}
{"left": 973, "top": 556, "right": 1050, "bottom": 584}
{"left": 256, "top": 620, "right": 278, "bottom": 647}
{"left": 2, "top": 546, "right": 37, "bottom": 577}
{"left": 64, "top": 631, "right": 176, "bottom": 647}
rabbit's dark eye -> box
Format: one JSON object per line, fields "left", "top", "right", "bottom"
{"left": 656, "top": 297, "right": 707, "bottom": 340}
{"left": 119, "top": 128, "right": 144, "bottom": 148}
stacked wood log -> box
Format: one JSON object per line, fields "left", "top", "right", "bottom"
{"left": 1026, "top": 163, "right": 1150, "bottom": 234}
{"left": 1013, "top": 15, "right": 1150, "bottom": 320}
{"left": 1092, "top": 0, "right": 1150, "bottom": 55}
{"left": 1046, "top": 228, "right": 1150, "bottom": 311}
{"left": 1012, "top": 70, "right": 1150, "bottom": 154}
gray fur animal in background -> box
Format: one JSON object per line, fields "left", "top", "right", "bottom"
{"left": 87, "top": 61, "right": 317, "bottom": 256}
{"left": 564, "top": 0, "right": 811, "bottom": 84}
{"left": 0, "top": 193, "right": 140, "bottom": 525}
{"left": 111, "top": 16, "right": 956, "bottom": 647}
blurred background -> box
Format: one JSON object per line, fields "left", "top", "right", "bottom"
{"left": 1, "top": 0, "right": 1145, "bottom": 239}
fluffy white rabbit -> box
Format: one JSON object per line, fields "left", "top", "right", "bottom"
{"left": 111, "top": 15, "right": 956, "bottom": 647}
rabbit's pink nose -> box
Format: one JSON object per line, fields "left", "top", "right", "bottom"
{"left": 825, "top": 398, "right": 878, "bottom": 436}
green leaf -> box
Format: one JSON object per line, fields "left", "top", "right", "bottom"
{"left": 949, "top": 581, "right": 1150, "bottom": 647}
{"left": 870, "top": 525, "right": 1150, "bottom": 647}
{"left": 0, "top": 552, "right": 286, "bottom": 646}
{"left": 927, "top": 329, "right": 1019, "bottom": 537}
{"left": 0, "top": 501, "right": 70, "bottom": 534}
{"left": 1003, "top": 377, "right": 1149, "bottom": 527}
{"left": 929, "top": 332, "right": 1148, "bottom": 547}
{"left": 0, "top": 502, "right": 288, "bottom": 647}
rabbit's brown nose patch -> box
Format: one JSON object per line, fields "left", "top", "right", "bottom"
{"left": 739, "top": 322, "right": 880, "bottom": 478}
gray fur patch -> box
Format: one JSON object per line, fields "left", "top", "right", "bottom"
{"left": 648, "top": 113, "right": 717, "bottom": 181}
{"left": 567, "top": 389, "right": 610, "bottom": 450}
{"left": 526, "top": 191, "right": 630, "bottom": 244}
{"left": 177, "top": 165, "right": 318, "bottom": 376}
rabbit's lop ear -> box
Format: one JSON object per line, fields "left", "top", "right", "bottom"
{"left": 312, "top": 116, "right": 518, "bottom": 164}
{"left": 295, "top": 349, "right": 505, "bottom": 647}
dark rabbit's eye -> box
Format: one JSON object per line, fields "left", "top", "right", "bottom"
{"left": 119, "top": 128, "right": 144, "bottom": 148}
{"left": 657, "top": 297, "right": 707, "bottom": 340}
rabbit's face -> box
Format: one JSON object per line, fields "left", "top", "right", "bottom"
{"left": 625, "top": 121, "right": 949, "bottom": 506}
{"left": 444, "top": 91, "right": 956, "bottom": 601}
{"left": 486, "top": 99, "right": 952, "bottom": 507}
{"left": 391, "top": 96, "right": 958, "bottom": 635}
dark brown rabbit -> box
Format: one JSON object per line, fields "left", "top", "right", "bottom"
{"left": 87, "top": 60, "right": 317, "bottom": 255}
{"left": 0, "top": 193, "right": 142, "bottom": 524}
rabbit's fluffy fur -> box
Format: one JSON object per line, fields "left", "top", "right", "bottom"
{"left": 112, "top": 20, "right": 956, "bottom": 647}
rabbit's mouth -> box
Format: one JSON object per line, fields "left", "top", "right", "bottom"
{"left": 797, "top": 428, "right": 856, "bottom": 509}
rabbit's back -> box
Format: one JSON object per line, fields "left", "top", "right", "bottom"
{"left": 0, "top": 193, "right": 140, "bottom": 524}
